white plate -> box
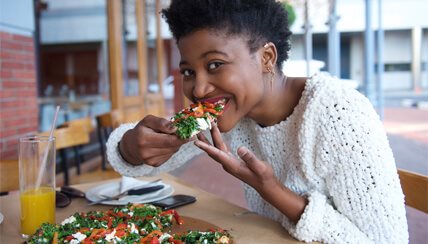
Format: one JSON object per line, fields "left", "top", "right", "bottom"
{"left": 85, "top": 181, "right": 174, "bottom": 205}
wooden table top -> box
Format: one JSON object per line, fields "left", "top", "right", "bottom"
{"left": 0, "top": 173, "right": 303, "bottom": 243}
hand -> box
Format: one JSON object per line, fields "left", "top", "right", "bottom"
{"left": 119, "top": 115, "right": 189, "bottom": 167}
{"left": 194, "top": 125, "right": 279, "bottom": 194}
{"left": 195, "top": 125, "right": 308, "bottom": 223}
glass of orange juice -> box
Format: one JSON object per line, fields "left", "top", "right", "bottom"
{"left": 19, "top": 136, "right": 56, "bottom": 238}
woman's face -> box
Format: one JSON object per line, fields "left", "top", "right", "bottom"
{"left": 177, "top": 29, "right": 265, "bottom": 132}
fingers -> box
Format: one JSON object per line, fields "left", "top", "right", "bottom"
{"left": 120, "top": 115, "right": 188, "bottom": 167}
{"left": 146, "top": 133, "right": 187, "bottom": 148}
{"left": 134, "top": 123, "right": 186, "bottom": 148}
{"left": 210, "top": 124, "right": 228, "bottom": 151}
{"left": 237, "top": 146, "right": 266, "bottom": 175}
{"left": 196, "top": 132, "right": 211, "bottom": 145}
{"left": 142, "top": 115, "right": 176, "bottom": 134}
{"left": 194, "top": 140, "right": 251, "bottom": 177}
{"left": 194, "top": 140, "right": 233, "bottom": 165}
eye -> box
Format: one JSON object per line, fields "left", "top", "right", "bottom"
{"left": 208, "top": 61, "right": 223, "bottom": 71}
{"left": 180, "top": 69, "right": 194, "bottom": 77}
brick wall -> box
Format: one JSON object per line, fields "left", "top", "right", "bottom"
{"left": 0, "top": 31, "right": 39, "bottom": 159}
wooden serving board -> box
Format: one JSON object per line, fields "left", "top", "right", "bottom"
{"left": 167, "top": 216, "right": 222, "bottom": 234}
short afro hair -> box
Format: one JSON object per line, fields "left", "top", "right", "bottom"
{"left": 161, "top": 0, "right": 292, "bottom": 67}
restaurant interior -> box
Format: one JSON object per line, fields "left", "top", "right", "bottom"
{"left": 1, "top": 0, "right": 186, "bottom": 183}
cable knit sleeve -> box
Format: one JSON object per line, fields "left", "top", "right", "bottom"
{"left": 288, "top": 79, "right": 408, "bottom": 243}
{"left": 106, "top": 122, "right": 202, "bottom": 177}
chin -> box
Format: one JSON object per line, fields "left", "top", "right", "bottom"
{"left": 216, "top": 117, "right": 236, "bottom": 133}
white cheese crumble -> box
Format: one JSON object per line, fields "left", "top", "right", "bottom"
{"left": 61, "top": 216, "right": 76, "bottom": 225}
{"left": 128, "top": 211, "right": 134, "bottom": 217}
{"left": 148, "top": 205, "right": 157, "bottom": 210}
{"left": 72, "top": 232, "right": 87, "bottom": 242}
{"left": 128, "top": 223, "right": 138, "bottom": 234}
{"left": 196, "top": 117, "right": 211, "bottom": 131}
{"left": 159, "top": 233, "right": 172, "bottom": 242}
{"left": 150, "top": 222, "right": 157, "bottom": 228}
{"left": 189, "top": 117, "right": 212, "bottom": 137}
{"left": 218, "top": 236, "right": 230, "bottom": 244}
{"left": 105, "top": 229, "right": 116, "bottom": 242}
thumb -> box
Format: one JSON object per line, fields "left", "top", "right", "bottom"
{"left": 158, "top": 119, "right": 177, "bottom": 134}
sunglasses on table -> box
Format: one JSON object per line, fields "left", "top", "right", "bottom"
{"left": 56, "top": 186, "right": 86, "bottom": 208}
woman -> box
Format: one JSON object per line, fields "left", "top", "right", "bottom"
{"left": 106, "top": 0, "right": 408, "bottom": 243}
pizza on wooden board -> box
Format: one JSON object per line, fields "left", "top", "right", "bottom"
{"left": 27, "top": 203, "right": 232, "bottom": 244}
{"left": 171, "top": 100, "right": 225, "bottom": 139}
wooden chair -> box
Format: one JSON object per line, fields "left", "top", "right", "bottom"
{"left": 96, "top": 110, "right": 124, "bottom": 170}
{"left": 61, "top": 117, "right": 96, "bottom": 174}
{"left": 0, "top": 159, "right": 19, "bottom": 193}
{"left": 398, "top": 168, "right": 428, "bottom": 213}
{"left": 63, "top": 117, "right": 95, "bottom": 134}
{"left": 38, "top": 126, "right": 90, "bottom": 185}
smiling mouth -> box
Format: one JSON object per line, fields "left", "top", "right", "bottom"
{"left": 198, "top": 97, "right": 229, "bottom": 106}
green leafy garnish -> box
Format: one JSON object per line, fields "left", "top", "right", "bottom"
{"left": 172, "top": 101, "right": 225, "bottom": 139}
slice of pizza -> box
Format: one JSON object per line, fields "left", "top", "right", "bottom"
{"left": 171, "top": 99, "right": 225, "bottom": 139}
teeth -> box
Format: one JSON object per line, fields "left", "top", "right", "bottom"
{"left": 216, "top": 98, "right": 226, "bottom": 105}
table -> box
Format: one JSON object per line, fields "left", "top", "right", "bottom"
{"left": 0, "top": 173, "right": 303, "bottom": 243}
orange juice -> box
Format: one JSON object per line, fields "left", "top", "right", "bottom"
{"left": 20, "top": 187, "right": 55, "bottom": 236}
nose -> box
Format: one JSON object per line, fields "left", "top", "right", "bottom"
{"left": 192, "top": 74, "right": 215, "bottom": 99}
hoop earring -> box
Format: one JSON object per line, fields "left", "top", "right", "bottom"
{"left": 267, "top": 67, "right": 275, "bottom": 91}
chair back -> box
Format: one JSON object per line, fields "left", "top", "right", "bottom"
{"left": 38, "top": 126, "right": 90, "bottom": 150}
{"left": 0, "top": 159, "right": 19, "bottom": 193}
{"left": 398, "top": 169, "right": 428, "bottom": 213}
{"left": 37, "top": 126, "right": 91, "bottom": 185}
{"left": 63, "top": 117, "right": 95, "bottom": 134}
{"left": 95, "top": 110, "right": 124, "bottom": 170}
{"left": 96, "top": 110, "right": 124, "bottom": 129}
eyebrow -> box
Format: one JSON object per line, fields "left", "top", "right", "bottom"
{"left": 179, "top": 50, "right": 229, "bottom": 66}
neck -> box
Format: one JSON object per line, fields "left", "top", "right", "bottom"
{"left": 249, "top": 75, "right": 304, "bottom": 127}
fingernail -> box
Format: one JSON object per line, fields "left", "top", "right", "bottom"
{"left": 237, "top": 146, "right": 247, "bottom": 156}
{"left": 168, "top": 124, "right": 176, "bottom": 131}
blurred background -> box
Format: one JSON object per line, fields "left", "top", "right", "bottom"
{"left": 0, "top": 0, "right": 427, "bottom": 243}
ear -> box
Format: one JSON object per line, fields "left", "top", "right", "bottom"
{"left": 261, "top": 42, "right": 278, "bottom": 72}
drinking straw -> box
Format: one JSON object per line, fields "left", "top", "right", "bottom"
{"left": 35, "top": 106, "right": 60, "bottom": 188}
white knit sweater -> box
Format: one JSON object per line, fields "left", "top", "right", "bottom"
{"left": 106, "top": 73, "right": 408, "bottom": 243}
